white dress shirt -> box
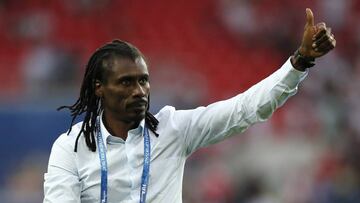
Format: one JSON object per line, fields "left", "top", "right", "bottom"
{"left": 43, "top": 58, "right": 308, "bottom": 203}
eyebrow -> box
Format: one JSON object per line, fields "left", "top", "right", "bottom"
{"left": 117, "top": 74, "right": 149, "bottom": 80}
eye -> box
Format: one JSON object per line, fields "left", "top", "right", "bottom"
{"left": 120, "top": 79, "right": 131, "bottom": 86}
{"left": 139, "top": 76, "right": 149, "bottom": 85}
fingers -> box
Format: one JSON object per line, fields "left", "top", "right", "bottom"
{"left": 305, "top": 8, "right": 315, "bottom": 27}
{"left": 316, "top": 39, "right": 334, "bottom": 52}
{"left": 313, "top": 23, "right": 327, "bottom": 40}
{"left": 313, "top": 28, "right": 330, "bottom": 47}
{"left": 324, "top": 33, "right": 336, "bottom": 50}
{"left": 312, "top": 28, "right": 336, "bottom": 52}
{"left": 331, "top": 34, "right": 336, "bottom": 48}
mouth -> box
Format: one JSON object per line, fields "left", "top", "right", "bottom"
{"left": 128, "top": 100, "right": 148, "bottom": 111}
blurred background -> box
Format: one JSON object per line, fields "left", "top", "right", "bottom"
{"left": 1, "top": 0, "right": 360, "bottom": 202}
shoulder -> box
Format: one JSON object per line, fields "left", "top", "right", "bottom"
{"left": 154, "top": 105, "right": 199, "bottom": 131}
{"left": 154, "top": 105, "right": 177, "bottom": 130}
{"left": 47, "top": 122, "right": 85, "bottom": 174}
{"left": 52, "top": 121, "right": 84, "bottom": 152}
{"left": 155, "top": 105, "right": 176, "bottom": 120}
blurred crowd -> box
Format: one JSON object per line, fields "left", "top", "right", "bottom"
{"left": 0, "top": 0, "right": 359, "bottom": 202}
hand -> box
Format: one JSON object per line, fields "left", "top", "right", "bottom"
{"left": 299, "top": 8, "right": 336, "bottom": 58}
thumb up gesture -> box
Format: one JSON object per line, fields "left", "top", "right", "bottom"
{"left": 299, "top": 8, "right": 336, "bottom": 58}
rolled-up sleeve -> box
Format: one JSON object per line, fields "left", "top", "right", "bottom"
{"left": 43, "top": 134, "right": 81, "bottom": 203}
{"left": 171, "top": 58, "right": 308, "bottom": 156}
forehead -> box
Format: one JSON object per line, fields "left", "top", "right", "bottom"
{"left": 104, "top": 57, "right": 148, "bottom": 79}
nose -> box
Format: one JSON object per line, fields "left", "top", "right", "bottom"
{"left": 132, "top": 82, "right": 147, "bottom": 97}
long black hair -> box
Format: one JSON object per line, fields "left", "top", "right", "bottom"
{"left": 58, "top": 40, "right": 159, "bottom": 152}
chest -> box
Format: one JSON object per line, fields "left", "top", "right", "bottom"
{"left": 76, "top": 133, "right": 185, "bottom": 202}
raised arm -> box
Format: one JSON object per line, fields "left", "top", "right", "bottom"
{"left": 171, "top": 8, "right": 336, "bottom": 156}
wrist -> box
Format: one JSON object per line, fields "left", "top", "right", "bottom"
{"left": 291, "top": 49, "right": 315, "bottom": 71}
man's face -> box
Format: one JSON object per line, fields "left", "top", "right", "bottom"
{"left": 95, "top": 57, "right": 150, "bottom": 123}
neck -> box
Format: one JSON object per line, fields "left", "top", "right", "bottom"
{"left": 102, "top": 110, "right": 140, "bottom": 140}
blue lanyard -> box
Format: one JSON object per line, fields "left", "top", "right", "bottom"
{"left": 96, "top": 118, "right": 151, "bottom": 203}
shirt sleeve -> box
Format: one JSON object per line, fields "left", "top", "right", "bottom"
{"left": 43, "top": 134, "right": 81, "bottom": 203}
{"left": 172, "top": 58, "right": 308, "bottom": 156}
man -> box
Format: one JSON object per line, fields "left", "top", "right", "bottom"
{"left": 43, "top": 8, "right": 335, "bottom": 203}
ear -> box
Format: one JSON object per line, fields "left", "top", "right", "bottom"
{"left": 94, "top": 79, "right": 103, "bottom": 98}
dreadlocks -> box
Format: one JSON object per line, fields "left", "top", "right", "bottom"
{"left": 58, "top": 40, "right": 159, "bottom": 152}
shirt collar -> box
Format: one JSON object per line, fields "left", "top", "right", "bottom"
{"left": 99, "top": 111, "right": 145, "bottom": 149}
